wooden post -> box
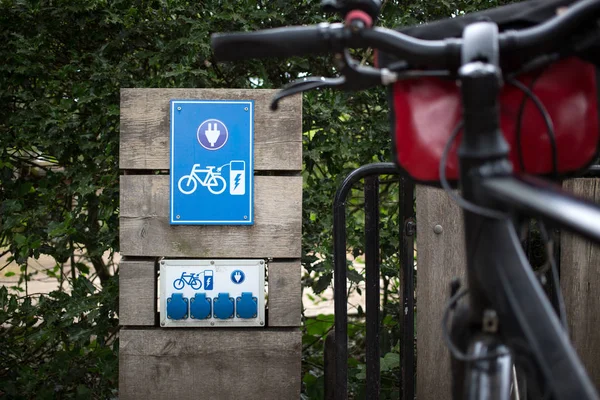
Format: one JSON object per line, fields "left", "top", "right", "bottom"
{"left": 561, "top": 178, "right": 600, "bottom": 389}
{"left": 118, "top": 89, "right": 302, "bottom": 399}
{"left": 415, "top": 186, "right": 465, "bottom": 400}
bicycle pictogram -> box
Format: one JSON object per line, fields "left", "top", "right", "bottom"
{"left": 173, "top": 272, "right": 202, "bottom": 290}
{"left": 178, "top": 164, "right": 227, "bottom": 195}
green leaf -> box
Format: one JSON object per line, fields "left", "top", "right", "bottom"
{"left": 380, "top": 352, "right": 400, "bottom": 372}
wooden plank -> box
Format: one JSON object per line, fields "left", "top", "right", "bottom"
{"left": 120, "top": 88, "right": 302, "bottom": 171}
{"left": 268, "top": 261, "right": 301, "bottom": 327}
{"left": 415, "top": 185, "right": 465, "bottom": 400}
{"left": 561, "top": 178, "right": 600, "bottom": 388}
{"left": 119, "top": 328, "right": 301, "bottom": 400}
{"left": 120, "top": 175, "right": 302, "bottom": 258}
{"left": 119, "top": 260, "right": 157, "bottom": 326}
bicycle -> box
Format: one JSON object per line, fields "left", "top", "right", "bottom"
{"left": 173, "top": 272, "right": 202, "bottom": 290}
{"left": 212, "top": 0, "right": 600, "bottom": 398}
{"left": 177, "top": 163, "right": 227, "bottom": 195}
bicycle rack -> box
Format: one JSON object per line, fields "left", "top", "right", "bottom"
{"left": 324, "top": 162, "right": 415, "bottom": 400}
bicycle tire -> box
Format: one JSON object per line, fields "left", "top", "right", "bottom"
{"left": 178, "top": 175, "right": 197, "bottom": 195}
{"left": 190, "top": 279, "right": 202, "bottom": 290}
{"left": 207, "top": 175, "right": 226, "bottom": 195}
{"left": 173, "top": 279, "right": 185, "bottom": 290}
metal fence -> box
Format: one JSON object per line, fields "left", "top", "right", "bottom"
{"left": 324, "top": 162, "right": 415, "bottom": 400}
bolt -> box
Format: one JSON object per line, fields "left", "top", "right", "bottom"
{"left": 177, "top": 106, "right": 182, "bottom": 111}
{"left": 161, "top": 322, "right": 165, "bottom": 326}
{"left": 434, "top": 224, "right": 443, "bottom": 234}
{"left": 236, "top": 314, "right": 240, "bottom": 318}
{"left": 244, "top": 107, "right": 249, "bottom": 111}
{"left": 236, "top": 298, "right": 240, "bottom": 302}
{"left": 244, "top": 215, "right": 248, "bottom": 220}
{"left": 260, "top": 260, "right": 264, "bottom": 265}
{"left": 167, "top": 298, "right": 171, "bottom": 302}
{"left": 210, "top": 261, "right": 214, "bottom": 265}
{"left": 161, "top": 261, "right": 165, "bottom": 265}
{"left": 210, "top": 322, "right": 214, "bottom": 326}
{"left": 191, "top": 315, "right": 195, "bottom": 319}
{"left": 176, "top": 215, "right": 180, "bottom": 219}
{"left": 259, "top": 321, "right": 264, "bottom": 326}
{"left": 253, "top": 314, "right": 257, "bottom": 318}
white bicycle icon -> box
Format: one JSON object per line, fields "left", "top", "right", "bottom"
{"left": 178, "top": 164, "right": 226, "bottom": 195}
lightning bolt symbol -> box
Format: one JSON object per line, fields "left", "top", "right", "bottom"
{"left": 206, "top": 277, "right": 212, "bottom": 287}
{"left": 234, "top": 173, "right": 242, "bottom": 190}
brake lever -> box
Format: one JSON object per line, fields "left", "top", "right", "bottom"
{"left": 271, "top": 50, "right": 398, "bottom": 110}
{"left": 270, "top": 76, "right": 345, "bottom": 110}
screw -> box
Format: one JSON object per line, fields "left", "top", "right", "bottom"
{"left": 210, "top": 322, "right": 214, "bottom": 326}
{"left": 210, "top": 261, "right": 214, "bottom": 265}
{"left": 167, "top": 298, "right": 171, "bottom": 302}
{"left": 161, "top": 261, "right": 165, "bottom": 265}
{"left": 244, "top": 216, "right": 248, "bottom": 220}
{"left": 176, "top": 215, "right": 180, "bottom": 219}
{"left": 177, "top": 106, "right": 182, "bottom": 111}
{"left": 260, "top": 321, "right": 264, "bottom": 326}
{"left": 161, "top": 322, "right": 165, "bottom": 326}
{"left": 244, "top": 107, "right": 249, "bottom": 111}
{"left": 236, "top": 314, "right": 240, "bottom": 318}
{"left": 191, "top": 315, "right": 195, "bottom": 319}
{"left": 434, "top": 224, "right": 443, "bottom": 234}
{"left": 253, "top": 314, "right": 257, "bottom": 318}
{"left": 237, "top": 298, "right": 240, "bottom": 302}
{"left": 260, "top": 260, "right": 264, "bottom": 265}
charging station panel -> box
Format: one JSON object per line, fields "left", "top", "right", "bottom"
{"left": 160, "top": 259, "right": 265, "bottom": 328}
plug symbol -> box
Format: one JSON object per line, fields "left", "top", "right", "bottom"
{"left": 204, "top": 123, "right": 221, "bottom": 147}
{"left": 231, "top": 270, "right": 245, "bottom": 284}
{"left": 197, "top": 119, "right": 228, "bottom": 151}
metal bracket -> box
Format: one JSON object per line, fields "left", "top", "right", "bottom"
{"left": 405, "top": 218, "right": 416, "bottom": 236}
{"left": 483, "top": 309, "right": 499, "bottom": 333}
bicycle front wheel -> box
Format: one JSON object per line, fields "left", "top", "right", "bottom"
{"left": 207, "top": 175, "right": 226, "bottom": 195}
{"left": 190, "top": 279, "right": 202, "bottom": 290}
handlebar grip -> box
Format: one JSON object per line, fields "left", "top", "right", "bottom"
{"left": 211, "top": 25, "right": 333, "bottom": 62}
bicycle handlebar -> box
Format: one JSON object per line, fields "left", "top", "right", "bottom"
{"left": 212, "top": 25, "right": 336, "bottom": 62}
{"left": 211, "top": 0, "right": 600, "bottom": 70}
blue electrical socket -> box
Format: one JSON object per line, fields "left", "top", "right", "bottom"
{"left": 213, "top": 293, "right": 234, "bottom": 319}
{"left": 167, "top": 293, "right": 188, "bottom": 320}
{"left": 190, "top": 293, "right": 212, "bottom": 319}
{"left": 236, "top": 292, "right": 258, "bottom": 319}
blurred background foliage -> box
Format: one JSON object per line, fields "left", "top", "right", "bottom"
{"left": 0, "top": 0, "right": 511, "bottom": 397}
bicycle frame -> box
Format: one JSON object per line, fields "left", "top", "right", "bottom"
{"left": 452, "top": 22, "right": 599, "bottom": 400}
{"left": 189, "top": 164, "right": 220, "bottom": 185}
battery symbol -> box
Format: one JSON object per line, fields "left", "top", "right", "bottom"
{"left": 204, "top": 270, "right": 214, "bottom": 290}
{"left": 229, "top": 160, "right": 245, "bottom": 195}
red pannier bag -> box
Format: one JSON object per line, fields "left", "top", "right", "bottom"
{"left": 378, "top": 0, "right": 600, "bottom": 185}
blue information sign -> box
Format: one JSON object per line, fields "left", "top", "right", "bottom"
{"left": 170, "top": 100, "right": 254, "bottom": 225}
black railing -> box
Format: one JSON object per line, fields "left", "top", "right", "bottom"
{"left": 325, "top": 162, "right": 415, "bottom": 400}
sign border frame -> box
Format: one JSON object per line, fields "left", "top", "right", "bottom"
{"left": 169, "top": 99, "right": 254, "bottom": 225}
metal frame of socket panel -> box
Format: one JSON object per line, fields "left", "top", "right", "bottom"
{"left": 160, "top": 259, "right": 265, "bottom": 328}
